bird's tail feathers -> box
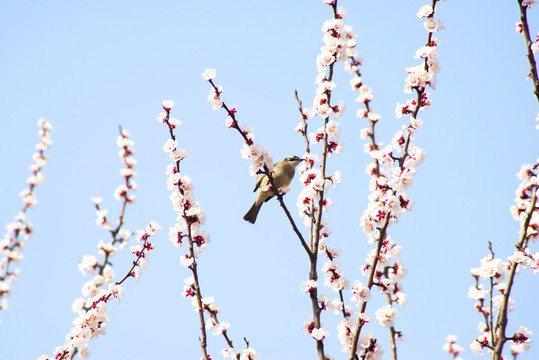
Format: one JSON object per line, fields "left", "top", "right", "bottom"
{"left": 243, "top": 202, "right": 263, "bottom": 224}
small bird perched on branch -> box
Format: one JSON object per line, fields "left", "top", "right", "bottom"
{"left": 243, "top": 155, "right": 304, "bottom": 224}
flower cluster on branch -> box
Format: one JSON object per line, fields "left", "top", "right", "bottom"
{"left": 343, "top": 1, "right": 444, "bottom": 358}
{"left": 38, "top": 221, "right": 160, "bottom": 360}
{"left": 0, "top": 119, "right": 53, "bottom": 320}
{"left": 158, "top": 100, "right": 250, "bottom": 360}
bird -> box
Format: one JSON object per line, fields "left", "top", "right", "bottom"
{"left": 243, "top": 155, "right": 304, "bottom": 224}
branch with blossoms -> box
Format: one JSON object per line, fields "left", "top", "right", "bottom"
{"left": 292, "top": 1, "right": 357, "bottom": 359}
{"left": 345, "top": 1, "right": 444, "bottom": 359}
{"left": 82, "top": 127, "right": 137, "bottom": 279}
{"left": 0, "top": 119, "right": 53, "bottom": 320}
{"left": 203, "top": 1, "right": 444, "bottom": 359}
{"left": 516, "top": 0, "right": 539, "bottom": 103}
{"left": 157, "top": 100, "right": 252, "bottom": 360}
{"left": 443, "top": 335, "right": 464, "bottom": 360}
{"left": 460, "top": 3, "right": 539, "bottom": 359}
{"left": 38, "top": 221, "right": 161, "bottom": 360}
{"left": 466, "top": 162, "right": 538, "bottom": 360}
{"left": 203, "top": 71, "right": 311, "bottom": 257}
{"left": 47, "top": 127, "right": 144, "bottom": 359}
{"left": 203, "top": 65, "right": 341, "bottom": 359}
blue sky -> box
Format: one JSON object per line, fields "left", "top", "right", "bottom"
{"left": 1, "top": 0, "right": 538, "bottom": 359}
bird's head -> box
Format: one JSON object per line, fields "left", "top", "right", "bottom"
{"left": 283, "top": 155, "right": 304, "bottom": 167}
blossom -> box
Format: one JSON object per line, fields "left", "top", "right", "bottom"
{"left": 156, "top": 111, "right": 167, "bottom": 123}
{"left": 329, "top": 171, "right": 342, "bottom": 187}
{"left": 300, "top": 279, "right": 319, "bottom": 293}
{"left": 211, "top": 321, "right": 230, "bottom": 336}
{"left": 443, "top": 335, "right": 464, "bottom": 357}
{"left": 78, "top": 255, "right": 98, "bottom": 275}
{"left": 471, "top": 336, "right": 489, "bottom": 354}
{"left": 350, "top": 280, "right": 371, "bottom": 305}
{"left": 108, "top": 284, "right": 124, "bottom": 302}
{"left": 162, "top": 99, "right": 175, "bottom": 110}
{"left": 532, "top": 41, "right": 539, "bottom": 55}
{"left": 416, "top": 5, "right": 433, "bottom": 18}
{"left": 162, "top": 139, "right": 177, "bottom": 153}
{"left": 221, "top": 348, "right": 238, "bottom": 358}
{"left": 471, "top": 256, "right": 507, "bottom": 283}
{"left": 201, "top": 68, "right": 216, "bottom": 81}
{"left": 350, "top": 76, "right": 362, "bottom": 90}
{"left": 325, "top": 120, "right": 341, "bottom": 141}
{"left": 375, "top": 304, "right": 398, "bottom": 327}
{"left": 170, "top": 148, "right": 190, "bottom": 162}
{"left": 414, "top": 46, "right": 435, "bottom": 59}
{"left": 311, "top": 327, "right": 329, "bottom": 341}
{"left": 356, "top": 85, "right": 373, "bottom": 103}
{"left": 240, "top": 348, "right": 259, "bottom": 360}
{"left": 423, "top": 18, "right": 445, "bottom": 32}
{"left": 180, "top": 254, "right": 194, "bottom": 268}
{"left": 511, "top": 326, "right": 533, "bottom": 354}
{"left": 240, "top": 143, "right": 274, "bottom": 176}
{"left": 467, "top": 284, "right": 488, "bottom": 300}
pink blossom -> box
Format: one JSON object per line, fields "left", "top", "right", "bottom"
{"left": 375, "top": 304, "right": 398, "bottom": 327}
{"left": 416, "top": 5, "right": 433, "bottom": 18}
{"left": 161, "top": 99, "right": 174, "bottom": 110}
{"left": 423, "top": 18, "right": 445, "bottom": 32}
{"left": 201, "top": 68, "right": 216, "bottom": 81}
{"left": 311, "top": 327, "right": 329, "bottom": 341}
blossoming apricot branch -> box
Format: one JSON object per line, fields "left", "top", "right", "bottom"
{"left": 40, "top": 128, "right": 157, "bottom": 360}
{"left": 516, "top": 0, "right": 539, "bottom": 102}
{"left": 467, "top": 163, "right": 538, "bottom": 359}
{"left": 83, "top": 128, "right": 137, "bottom": 281}
{"left": 38, "top": 221, "right": 160, "bottom": 360}
{"left": 347, "top": 1, "right": 444, "bottom": 359}
{"left": 461, "top": 3, "right": 539, "bottom": 359}
{"left": 202, "top": 69, "right": 311, "bottom": 257}
{"left": 0, "top": 119, "right": 53, "bottom": 320}
{"left": 293, "top": 1, "right": 355, "bottom": 359}
{"left": 443, "top": 335, "right": 464, "bottom": 360}
{"left": 73, "top": 128, "right": 137, "bottom": 312}
{"left": 158, "top": 100, "right": 250, "bottom": 360}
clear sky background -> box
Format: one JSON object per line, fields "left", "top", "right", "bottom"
{"left": 1, "top": 0, "right": 538, "bottom": 359}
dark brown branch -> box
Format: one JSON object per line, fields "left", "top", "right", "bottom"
{"left": 492, "top": 186, "right": 537, "bottom": 360}
{"left": 517, "top": 0, "right": 539, "bottom": 103}
{"left": 162, "top": 109, "right": 210, "bottom": 360}
{"left": 348, "top": 212, "right": 391, "bottom": 359}
{"left": 207, "top": 80, "right": 313, "bottom": 258}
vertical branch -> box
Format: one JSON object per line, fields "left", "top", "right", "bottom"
{"left": 0, "top": 119, "right": 52, "bottom": 314}
{"left": 517, "top": 0, "right": 539, "bottom": 103}
{"left": 160, "top": 100, "right": 244, "bottom": 360}
{"left": 492, "top": 186, "right": 537, "bottom": 360}
{"left": 294, "top": 90, "right": 316, "bottom": 249}
{"left": 305, "top": 0, "right": 346, "bottom": 356}
{"left": 348, "top": 213, "right": 391, "bottom": 359}
{"left": 349, "top": 1, "right": 443, "bottom": 358}
{"left": 187, "top": 222, "right": 210, "bottom": 360}
{"left": 160, "top": 104, "right": 210, "bottom": 360}
{"left": 385, "top": 293, "right": 398, "bottom": 360}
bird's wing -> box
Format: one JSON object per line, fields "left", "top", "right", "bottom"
{"left": 253, "top": 174, "right": 267, "bottom": 192}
